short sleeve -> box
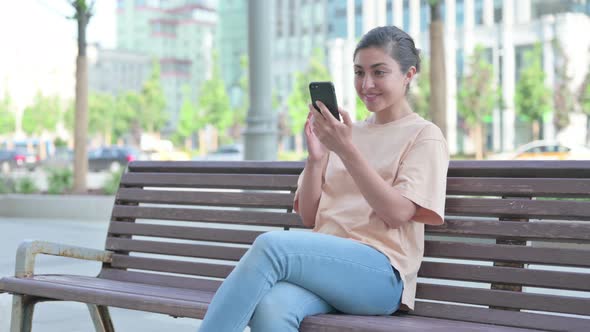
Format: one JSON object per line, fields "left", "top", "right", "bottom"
{"left": 392, "top": 137, "right": 449, "bottom": 225}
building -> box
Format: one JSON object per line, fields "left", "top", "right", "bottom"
{"left": 88, "top": 45, "right": 151, "bottom": 96}
{"left": 116, "top": 0, "right": 217, "bottom": 132}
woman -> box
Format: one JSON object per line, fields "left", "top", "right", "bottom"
{"left": 199, "top": 25, "right": 449, "bottom": 332}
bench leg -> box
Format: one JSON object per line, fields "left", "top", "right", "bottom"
{"left": 87, "top": 304, "right": 115, "bottom": 332}
{"left": 10, "top": 295, "right": 37, "bottom": 332}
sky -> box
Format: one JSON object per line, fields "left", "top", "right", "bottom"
{"left": 0, "top": 0, "right": 116, "bottom": 110}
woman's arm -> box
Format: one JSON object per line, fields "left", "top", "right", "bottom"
{"left": 339, "top": 145, "right": 417, "bottom": 229}
{"left": 296, "top": 156, "right": 328, "bottom": 228}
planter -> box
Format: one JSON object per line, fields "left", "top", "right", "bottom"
{"left": 0, "top": 194, "right": 115, "bottom": 220}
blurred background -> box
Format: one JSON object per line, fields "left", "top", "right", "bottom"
{"left": 0, "top": 0, "right": 589, "bottom": 194}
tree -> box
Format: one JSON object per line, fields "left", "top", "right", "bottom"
{"left": 514, "top": 45, "right": 553, "bottom": 141}
{"left": 287, "top": 48, "right": 332, "bottom": 153}
{"left": 88, "top": 92, "right": 116, "bottom": 145}
{"left": 0, "top": 91, "right": 15, "bottom": 135}
{"left": 553, "top": 40, "right": 574, "bottom": 133}
{"left": 176, "top": 86, "right": 205, "bottom": 150}
{"left": 140, "top": 61, "right": 168, "bottom": 133}
{"left": 22, "top": 92, "right": 61, "bottom": 136}
{"left": 457, "top": 46, "right": 497, "bottom": 160}
{"left": 230, "top": 55, "right": 250, "bottom": 142}
{"left": 409, "top": 59, "right": 431, "bottom": 120}
{"left": 428, "top": 0, "right": 447, "bottom": 137}
{"left": 198, "top": 52, "right": 233, "bottom": 145}
{"left": 70, "top": 0, "right": 94, "bottom": 193}
{"left": 579, "top": 63, "right": 590, "bottom": 145}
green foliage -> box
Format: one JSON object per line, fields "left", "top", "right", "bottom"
{"left": 0, "top": 176, "right": 15, "bottom": 194}
{"left": 514, "top": 45, "right": 553, "bottom": 123}
{"left": 22, "top": 92, "right": 61, "bottom": 135}
{"left": 409, "top": 59, "right": 431, "bottom": 120}
{"left": 46, "top": 168, "right": 74, "bottom": 194}
{"left": 552, "top": 40, "right": 573, "bottom": 132}
{"left": 140, "top": 60, "right": 168, "bottom": 132}
{"left": 198, "top": 52, "right": 233, "bottom": 140}
{"left": 287, "top": 48, "right": 332, "bottom": 135}
{"left": 580, "top": 65, "right": 590, "bottom": 116}
{"left": 88, "top": 92, "right": 115, "bottom": 136}
{"left": 0, "top": 90, "right": 15, "bottom": 135}
{"left": 54, "top": 137, "right": 68, "bottom": 148}
{"left": 457, "top": 46, "right": 497, "bottom": 127}
{"left": 355, "top": 96, "right": 370, "bottom": 121}
{"left": 103, "top": 169, "right": 124, "bottom": 195}
{"left": 236, "top": 55, "right": 249, "bottom": 127}
{"left": 14, "top": 177, "right": 40, "bottom": 194}
{"left": 176, "top": 86, "right": 204, "bottom": 142}
{"left": 277, "top": 150, "right": 307, "bottom": 161}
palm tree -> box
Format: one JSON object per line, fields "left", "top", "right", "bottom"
{"left": 428, "top": 0, "right": 447, "bottom": 138}
{"left": 70, "top": 0, "right": 94, "bottom": 193}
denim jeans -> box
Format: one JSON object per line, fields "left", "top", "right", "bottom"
{"left": 199, "top": 231, "right": 403, "bottom": 332}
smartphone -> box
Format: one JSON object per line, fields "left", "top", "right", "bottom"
{"left": 309, "top": 81, "right": 341, "bottom": 121}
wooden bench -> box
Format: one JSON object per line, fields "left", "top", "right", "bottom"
{"left": 1, "top": 160, "right": 589, "bottom": 331}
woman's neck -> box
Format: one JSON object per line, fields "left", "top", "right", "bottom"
{"left": 373, "top": 100, "right": 413, "bottom": 125}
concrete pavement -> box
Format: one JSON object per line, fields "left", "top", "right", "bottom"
{"left": 0, "top": 217, "right": 205, "bottom": 332}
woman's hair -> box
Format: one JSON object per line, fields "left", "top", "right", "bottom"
{"left": 354, "top": 26, "right": 421, "bottom": 93}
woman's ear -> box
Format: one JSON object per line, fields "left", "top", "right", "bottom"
{"left": 405, "top": 66, "right": 417, "bottom": 85}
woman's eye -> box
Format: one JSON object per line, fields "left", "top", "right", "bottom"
{"left": 354, "top": 71, "right": 363, "bottom": 76}
{"left": 374, "top": 70, "right": 385, "bottom": 76}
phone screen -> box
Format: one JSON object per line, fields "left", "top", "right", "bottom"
{"left": 309, "top": 82, "right": 341, "bottom": 121}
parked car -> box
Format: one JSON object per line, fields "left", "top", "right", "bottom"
{"left": 88, "top": 146, "right": 139, "bottom": 172}
{"left": 512, "top": 140, "right": 590, "bottom": 160}
{"left": 195, "top": 144, "right": 244, "bottom": 161}
{"left": 0, "top": 149, "right": 39, "bottom": 173}
{"left": 43, "top": 148, "right": 74, "bottom": 170}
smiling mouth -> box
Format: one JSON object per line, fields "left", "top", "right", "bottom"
{"left": 363, "top": 94, "right": 380, "bottom": 101}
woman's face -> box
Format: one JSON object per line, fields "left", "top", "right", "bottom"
{"left": 353, "top": 47, "right": 413, "bottom": 114}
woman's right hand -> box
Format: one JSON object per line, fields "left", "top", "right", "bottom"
{"left": 305, "top": 106, "right": 328, "bottom": 163}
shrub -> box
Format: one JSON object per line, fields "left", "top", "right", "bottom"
{"left": 14, "top": 177, "right": 40, "bottom": 194}
{"left": 103, "top": 169, "right": 124, "bottom": 195}
{"left": 0, "top": 176, "right": 15, "bottom": 194}
{"left": 46, "top": 167, "right": 74, "bottom": 194}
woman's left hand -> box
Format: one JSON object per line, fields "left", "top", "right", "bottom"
{"left": 310, "top": 101, "right": 354, "bottom": 157}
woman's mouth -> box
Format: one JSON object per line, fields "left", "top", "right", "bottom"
{"left": 363, "top": 93, "right": 380, "bottom": 103}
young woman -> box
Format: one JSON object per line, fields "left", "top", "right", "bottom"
{"left": 199, "top": 25, "right": 449, "bottom": 332}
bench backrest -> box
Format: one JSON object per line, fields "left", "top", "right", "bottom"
{"left": 101, "top": 160, "right": 590, "bottom": 330}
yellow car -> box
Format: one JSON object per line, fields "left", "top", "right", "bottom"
{"left": 512, "top": 140, "right": 590, "bottom": 160}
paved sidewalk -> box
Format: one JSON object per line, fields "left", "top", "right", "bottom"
{"left": 0, "top": 217, "right": 204, "bottom": 332}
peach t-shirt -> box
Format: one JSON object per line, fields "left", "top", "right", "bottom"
{"left": 294, "top": 112, "right": 449, "bottom": 311}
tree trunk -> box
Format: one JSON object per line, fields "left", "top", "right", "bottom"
{"left": 532, "top": 120, "right": 540, "bottom": 141}
{"left": 474, "top": 123, "right": 484, "bottom": 160}
{"left": 73, "top": 2, "right": 90, "bottom": 194}
{"left": 429, "top": 3, "right": 447, "bottom": 138}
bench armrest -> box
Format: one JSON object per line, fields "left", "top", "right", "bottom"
{"left": 15, "top": 240, "right": 113, "bottom": 278}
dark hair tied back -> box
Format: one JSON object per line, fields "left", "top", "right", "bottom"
{"left": 354, "top": 26, "right": 421, "bottom": 93}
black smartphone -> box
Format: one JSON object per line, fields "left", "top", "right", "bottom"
{"left": 309, "top": 81, "right": 341, "bottom": 121}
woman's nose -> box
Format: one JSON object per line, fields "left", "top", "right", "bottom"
{"left": 362, "top": 75, "right": 374, "bottom": 89}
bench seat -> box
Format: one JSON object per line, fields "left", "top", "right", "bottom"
{"left": 0, "top": 275, "right": 538, "bottom": 331}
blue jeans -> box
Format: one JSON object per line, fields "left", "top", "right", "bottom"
{"left": 199, "top": 231, "right": 403, "bottom": 332}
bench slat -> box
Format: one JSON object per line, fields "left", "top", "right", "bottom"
{"left": 447, "top": 160, "right": 590, "bottom": 178}
{"left": 99, "top": 268, "right": 222, "bottom": 292}
{"left": 412, "top": 301, "right": 590, "bottom": 332}
{"left": 116, "top": 188, "right": 295, "bottom": 209}
{"left": 111, "top": 205, "right": 303, "bottom": 228}
{"left": 108, "top": 221, "right": 264, "bottom": 244}
{"left": 128, "top": 160, "right": 305, "bottom": 174}
{"left": 419, "top": 262, "right": 590, "bottom": 291}
{"left": 110, "top": 254, "right": 234, "bottom": 278}
{"left": 427, "top": 218, "right": 590, "bottom": 242}
{"left": 424, "top": 241, "right": 590, "bottom": 267}
{"left": 106, "top": 238, "right": 248, "bottom": 261}
{"left": 120, "top": 173, "right": 298, "bottom": 190}
{"left": 447, "top": 177, "right": 590, "bottom": 198}
{"left": 445, "top": 197, "right": 590, "bottom": 220}
{"left": 417, "top": 283, "right": 590, "bottom": 315}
